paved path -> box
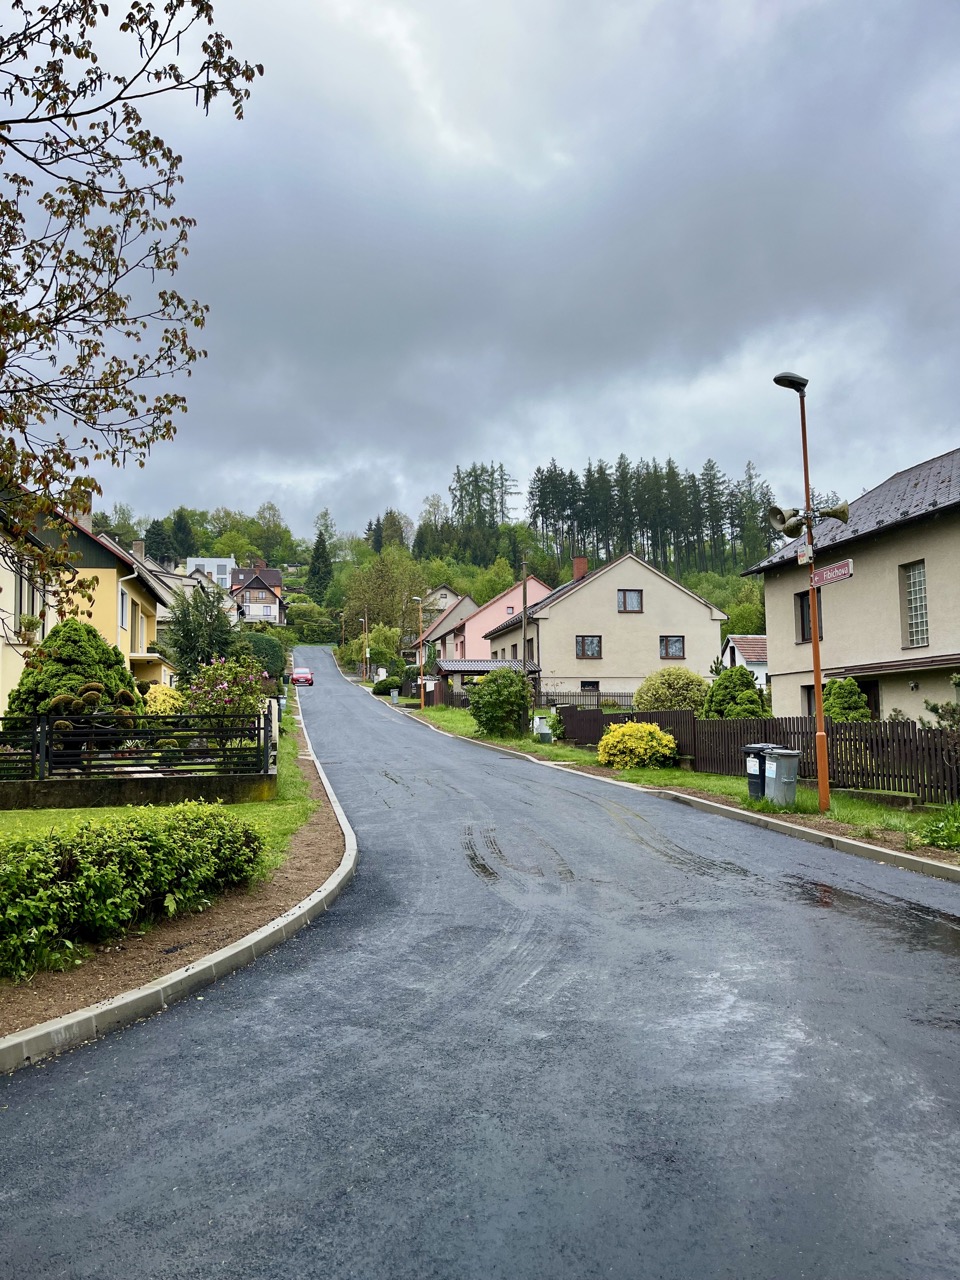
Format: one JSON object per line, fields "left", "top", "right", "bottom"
{"left": 4, "top": 646, "right": 960, "bottom": 1279}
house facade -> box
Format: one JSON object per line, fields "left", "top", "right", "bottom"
{"left": 186, "top": 555, "right": 237, "bottom": 591}
{"left": 745, "top": 448, "right": 960, "bottom": 720}
{"left": 484, "top": 554, "right": 726, "bottom": 695}
{"left": 721, "top": 634, "right": 768, "bottom": 687}
{"left": 230, "top": 562, "right": 286, "bottom": 626}
{"left": 0, "top": 538, "right": 51, "bottom": 713}
{"left": 430, "top": 578, "right": 552, "bottom": 662}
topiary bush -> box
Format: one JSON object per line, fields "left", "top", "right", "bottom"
{"left": 633, "top": 667, "right": 710, "bottom": 714}
{"left": 468, "top": 668, "right": 533, "bottom": 738}
{"left": 702, "top": 665, "right": 767, "bottom": 719}
{"left": 145, "top": 684, "right": 185, "bottom": 715}
{"left": 597, "top": 721, "right": 678, "bottom": 769}
{"left": 7, "top": 619, "right": 140, "bottom": 716}
{"left": 0, "top": 802, "right": 264, "bottom": 980}
{"left": 726, "top": 689, "right": 767, "bottom": 719}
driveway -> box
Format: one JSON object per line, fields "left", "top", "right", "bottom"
{"left": 4, "top": 644, "right": 960, "bottom": 1279}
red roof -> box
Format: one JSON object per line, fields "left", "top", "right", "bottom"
{"left": 727, "top": 635, "right": 767, "bottom": 663}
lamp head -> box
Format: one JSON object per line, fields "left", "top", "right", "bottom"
{"left": 773, "top": 371, "right": 808, "bottom": 396}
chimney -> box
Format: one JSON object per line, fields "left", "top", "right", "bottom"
{"left": 573, "top": 556, "right": 589, "bottom": 582}
{"left": 73, "top": 511, "right": 94, "bottom": 534}
{"left": 206, "top": 571, "right": 214, "bottom": 581}
{"left": 132, "top": 540, "right": 145, "bottom": 559}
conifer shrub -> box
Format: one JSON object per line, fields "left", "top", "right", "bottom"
{"left": 597, "top": 721, "right": 678, "bottom": 769}
{"left": 702, "top": 665, "right": 768, "bottom": 719}
{"left": 7, "top": 620, "right": 141, "bottom": 716}
{"left": 821, "top": 677, "right": 872, "bottom": 722}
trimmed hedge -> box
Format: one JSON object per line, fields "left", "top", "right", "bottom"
{"left": 0, "top": 802, "right": 264, "bottom": 980}
{"left": 597, "top": 721, "right": 678, "bottom": 770}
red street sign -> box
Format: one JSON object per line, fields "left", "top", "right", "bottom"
{"left": 811, "top": 558, "right": 853, "bottom": 588}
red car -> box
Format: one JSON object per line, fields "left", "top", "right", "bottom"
{"left": 291, "top": 667, "right": 314, "bottom": 686}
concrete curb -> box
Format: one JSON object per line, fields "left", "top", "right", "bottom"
{"left": 0, "top": 705, "right": 358, "bottom": 1076}
{"left": 398, "top": 711, "right": 960, "bottom": 885}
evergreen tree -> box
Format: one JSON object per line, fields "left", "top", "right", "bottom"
{"left": 305, "top": 529, "right": 333, "bottom": 605}
{"left": 165, "top": 588, "right": 235, "bottom": 684}
{"left": 145, "top": 519, "right": 176, "bottom": 563}
{"left": 170, "top": 507, "right": 198, "bottom": 559}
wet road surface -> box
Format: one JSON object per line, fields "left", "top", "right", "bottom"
{"left": 4, "top": 645, "right": 960, "bottom": 1278}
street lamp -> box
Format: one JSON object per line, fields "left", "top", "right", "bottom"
{"left": 358, "top": 613, "right": 368, "bottom": 681}
{"left": 412, "top": 596, "right": 425, "bottom": 709}
{"left": 771, "top": 372, "right": 844, "bottom": 814}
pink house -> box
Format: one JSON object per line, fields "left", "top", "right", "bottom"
{"left": 431, "top": 578, "right": 552, "bottom": 662}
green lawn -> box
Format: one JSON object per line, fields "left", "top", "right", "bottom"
{"left": 0, "top": 729, "right": 318, "bottom": 874}
{"left": 408, "top": 704, "right": 934, "bottom": 846}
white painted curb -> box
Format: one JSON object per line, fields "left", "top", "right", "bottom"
{"left": 0, "top": 702, "right": 358, "bottom": 1075}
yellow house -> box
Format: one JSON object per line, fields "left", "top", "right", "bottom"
{"left": 0, "top": 515, "right": 178, "bottom": 712}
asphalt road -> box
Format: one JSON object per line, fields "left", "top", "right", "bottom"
{"left": 4, "top": 646, "right": 960, "bottom": 1279}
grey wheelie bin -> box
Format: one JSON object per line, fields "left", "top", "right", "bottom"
{"left": 764, "top": 747, "right": 801, "bottom": 806}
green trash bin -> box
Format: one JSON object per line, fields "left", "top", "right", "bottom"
{"left": 764, "top": 748, "right": 800, "bottom": 806}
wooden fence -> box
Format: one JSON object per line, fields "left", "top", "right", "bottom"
{"left": 555, "top": 708, "right": 960, "bottom": 806}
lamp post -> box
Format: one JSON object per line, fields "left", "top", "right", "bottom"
{"left": 358, "top": 613, "right": 368, "bottom": 682}
{"left": 773, "top": 371, "right": 830, "bottom": 813}
{"left": 412, "top": 596, "right": 425, "bottom": 709}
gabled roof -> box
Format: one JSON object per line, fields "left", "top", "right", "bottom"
{"left": 722, "top": 634, "right": 767, "bottom": 663}
{"left": 432, "top": 577, "right": 552, "bottom": 640}
{"left": 745, "top": 447, "right": 960, "bottom": 576}
{"left": 420, "top": 595, "right": 478, "bottom": 643}
{"left": 232, "top": 564, "right": 283, "bottom": 589}
{"left": 230, "top": 573, "right": 283, "bottom": 600}
{"left": 483, "top": 553, "right": 726, "bottom": 639}
{"left": 60, "top": 526, "right": 171, "bottom": 606}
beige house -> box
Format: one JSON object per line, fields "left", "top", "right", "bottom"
{"left": 483, "top": 553, "right": 726, "bottom": 696}
{"left": 745, "top": 448, "right": 960, "bottom": 720}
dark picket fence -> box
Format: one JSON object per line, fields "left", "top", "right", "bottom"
{"left": 554, "top": 708, "right": 960, "bottom": 806}
{"left": 0, "top": 710, "right": 275, "bottom": 781}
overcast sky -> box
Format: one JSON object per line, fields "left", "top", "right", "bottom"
{"left": 100, "top": 0, "right": 960, "bottom": 540}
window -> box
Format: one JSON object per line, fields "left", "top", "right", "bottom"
{"left": 131, "top": 601, "right": 140, "bottom": 650}
{"left": 243, "top": 591, "right": 251, "bottom": 604}
{"left": 526, "top": 637, "right": 534, "bottom": 662}
{"left": 217, "top": 577, "right": 228, "bottom": 588}
{"left": 900, "top": 560, "right": 928, "bottom": 647}
{"left": 511, "top": 643, "right": 518, "bottom": 659}
{"left": 506, "top": 606, "right": 514, "bottom": 615}
{"left": 258, "top": 590, "right": 266, "bottom": 600}
{"left": 119, "top": 589, "right": 128, "bottom": 629}
{"left": 617, "top": 589, "right": 643, "bottom": 613}
{"left": 795, "top": 588, "right": 822, "bottom": 643}
{"left": 580, "top": 680, "right": 600, "bottom": 692}
{"left": 217, "top": 564, "right": 227, "bottom": 576}
{"left": 660, "top": 635, "right": 685, "bottom": 659}
{"left": 263, "top": 605, "right": 272, "bottom": 617}
{"left": 576, "top": 635, "right": 602, "bottom": 659}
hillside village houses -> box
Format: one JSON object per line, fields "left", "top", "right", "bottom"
{"left": 484, "top": 553, "right": 727, "bottom": 696}
{"left": 231, "top": 561, "right": 287, "bottom": 626}
{"left": 426, "top": 577, "right": 553, "bottom": 666}
{"left": 745, "top": 448, "right": 960, "bottom": 721}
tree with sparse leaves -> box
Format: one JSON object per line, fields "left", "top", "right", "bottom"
{"left": 0, "top": 2, "right": 262, "bottom": 629}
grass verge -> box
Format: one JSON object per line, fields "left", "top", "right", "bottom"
{"left": 408, "top": 704, "right": 935, "bottom": 847}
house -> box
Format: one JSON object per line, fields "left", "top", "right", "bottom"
{"left": 421, "top": 584, "right": 459, "bottom": 623}
{"left": 410, "top": 594, "right": 478, "bottom": 667}
{"left": 186, "top": 555, "right": 237, "bottom": 591}
{"left": 230, "top": 561, "right": 286, "bottom": 626}
{"left": 744, "top": 447, "right": 960, "bottom": 720}
{"left": 483, "top": 554, "right": 726, "bottom": 696}
{"left": 430, "top": 578, "right": 553, "bottom": 663}
{"left": 721, "top": 634, "right": 768, "bottom": 687}
{"left": 0, "top": 527, "right": 53, "bottom": 712}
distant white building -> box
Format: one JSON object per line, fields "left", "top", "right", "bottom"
{"left": 186, "top": 556, "right": 236, "bottom": 591}
{"left": 720, "top": 634, "right": 768, "bottom": 687}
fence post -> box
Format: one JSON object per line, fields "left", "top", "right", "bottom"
{"left": 37, "top": 715, "right": 47, "bottom": 781}
{"left": 262, "top": 706, "right": 272, "bottom": 775}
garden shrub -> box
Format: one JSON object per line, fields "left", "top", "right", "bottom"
{"left": 181, "top": 655, "right": 267, "bottom": 733}
{"left": 7, "top": 619, "right": 140, "bottom": 715}
{"left": 702, "top": 665, "right": 768, "bottom": 719}
{"left": 0, "top": 802, "right": 264, "bottom": 980}
{"left": 145, "top": 684, "right": 185, "bottom": 715}
{"left": 726, "top": 689, "right": 767, "bottom": 718}
{"left": 633, "top": 667, "right": 710, "bottom": 714}
{"left": 821, "top": 677, "right": 872, "bottom": 722}
{"left": 372, "top": 676, "right": 402, "bottom": 695}
{"left": 468, "top": 668, "right": 532, "bottom": 738}
{"left": 597, "top": 721, "right": 677, "bottom": 769}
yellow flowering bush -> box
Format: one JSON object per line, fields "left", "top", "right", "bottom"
{"left": 597, "top": 720, "right": 677, "bottom": 770}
